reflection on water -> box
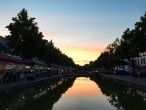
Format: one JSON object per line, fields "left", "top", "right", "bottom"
{"left": 91, "top": 76, "right": 146, "bottom": 110}
{"left": 53, "top": 77, "right": 117, "bottom": 110}
{"left": 0, "top": 77, "right": 76, "bottom": 110}
{"left": 1, "top": 76, "right": 146, "bottom": 110}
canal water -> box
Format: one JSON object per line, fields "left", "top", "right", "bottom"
{"left": 0, "top": 76, "right": 146, "bottom": 110}
{"left": 53, "top": 77, "right": 117, "bottom": 110}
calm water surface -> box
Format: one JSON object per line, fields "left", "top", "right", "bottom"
{"left": 53, "top": 77, "right": 116, "bottom": 110}
{"left": 0, "top": 76, "right": 146, "bottom": 110}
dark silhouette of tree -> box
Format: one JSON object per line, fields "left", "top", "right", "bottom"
{"left": 5, "top": 8, "right": 76, "bottom": 67}
{"left": 43, "top": 40, "right": 76, "bottom": 67}
{"left": 133, "top": 13, "right": 146, "bottom": 53}
{"left": 91, "top": 77, "right": 146, "bottom": 110}
{"left": 88, "top": 12, "right": 146, "bottom": 73}
{"left": 6, "top": 8, "right": 44, "bottom": 59}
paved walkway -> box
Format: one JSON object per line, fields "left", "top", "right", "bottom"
{"left": 99, "top": 74, "right": 146, "bottom": 91}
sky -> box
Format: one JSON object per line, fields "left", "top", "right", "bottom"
{"left": 0, "top": 0, "right": 146, "bottom": 65}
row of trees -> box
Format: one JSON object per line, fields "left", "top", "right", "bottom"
{"left": 5, "top": 8, "right": 75, "bottom": 67}
{"left": 88, "top": 12, "right": 146, "bottom": 72}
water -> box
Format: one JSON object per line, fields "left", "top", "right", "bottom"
{"left": 0, "top": 76, "right": 146, "bottom": 110}
{"left": 53, "top": 77, "right": 116, "bottom": 110}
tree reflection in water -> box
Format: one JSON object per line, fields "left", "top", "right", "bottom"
{"left": 91, "top": 76, "right": 146, "bottom": 110}
{"left": 0, "top": 77, "right": 76, "bottom": 110}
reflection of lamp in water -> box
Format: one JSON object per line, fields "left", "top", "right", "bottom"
{"left": 25, "top": 66, "right": 30, "bottom": 69}
{"left": 22, "top": 96, "right": 25, "bottom": 99}
{"left": 115, "top": 96, "right": 118, "bottom": 100}
{"left": 47, "top": 87, "right": 50, "bottom": 92}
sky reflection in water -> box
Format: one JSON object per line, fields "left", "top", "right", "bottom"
{"left": 53, "top": 77, "right": 117, "bottom": 110}
{"left": 1, "top": 77, "right": 146, "bottom": 110}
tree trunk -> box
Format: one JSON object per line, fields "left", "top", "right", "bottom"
{"left": 131, "top": 57, "right": 135, "bottom": 77}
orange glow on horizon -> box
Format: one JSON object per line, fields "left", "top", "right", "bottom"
{"left": 63, "top": 49, "right": 100, "bottom": 65}
{"left": 44, "top": 32, "right": 106, "bottom": 66}
{"left": 56, "top": 43, "right": 105, "bottom": 66}
{"left": 1, "top": 30, "right": 106, "bottom": 66}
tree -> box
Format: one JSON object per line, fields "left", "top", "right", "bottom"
{"left": 6, "top": 8, "right": 44, "bottom": 59}
{"left": 5, "top": 8, "right": 76, "bottom": 67}
{"left": 43, "top": 40, "right": 76, "bottom": 67}
{"left": 87, "top": 12, "right": 146, "bottom": 75}
{"left": 133, "top": 12, "right": 146, "bottom": 53}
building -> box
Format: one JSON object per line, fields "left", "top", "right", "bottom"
{"left": 135, "top": 52, "right": 146, "bottom": 74}
{"left": 0, "top": 36, "right": 10, "bottom": 53}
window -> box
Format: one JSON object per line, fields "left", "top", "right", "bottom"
{"left": 137, "top": 59, "right": 139, "bottom": 65}
{"left": 143, "top": 58, "right": 146, "bottom": 64}
{"left": 141, "top": 58, "right": 143, "bottom": 65}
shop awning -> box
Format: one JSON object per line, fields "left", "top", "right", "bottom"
{"left": 0, "top": 53, "right": 26, "bottom": 64}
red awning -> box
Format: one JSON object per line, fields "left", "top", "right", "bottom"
{"left": 0, "top": 53, "right": 26, "bottom": 64}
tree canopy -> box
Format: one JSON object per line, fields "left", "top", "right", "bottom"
{"left": 6, "top": 8, "right": 43, "bottom": 59}
{"left": 5, "top": 8, "right": 76, "bottom": 67}
{"left": 88, "top": 12, "right": 146, "bottom": 72}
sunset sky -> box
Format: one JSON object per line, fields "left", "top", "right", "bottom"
{"left": 0, "top": 0, "right": 146, "bottom": 65}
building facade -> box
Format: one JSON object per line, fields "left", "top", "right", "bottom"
{"left": 135, "top": 52, "right": 146, "bottom": 74}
